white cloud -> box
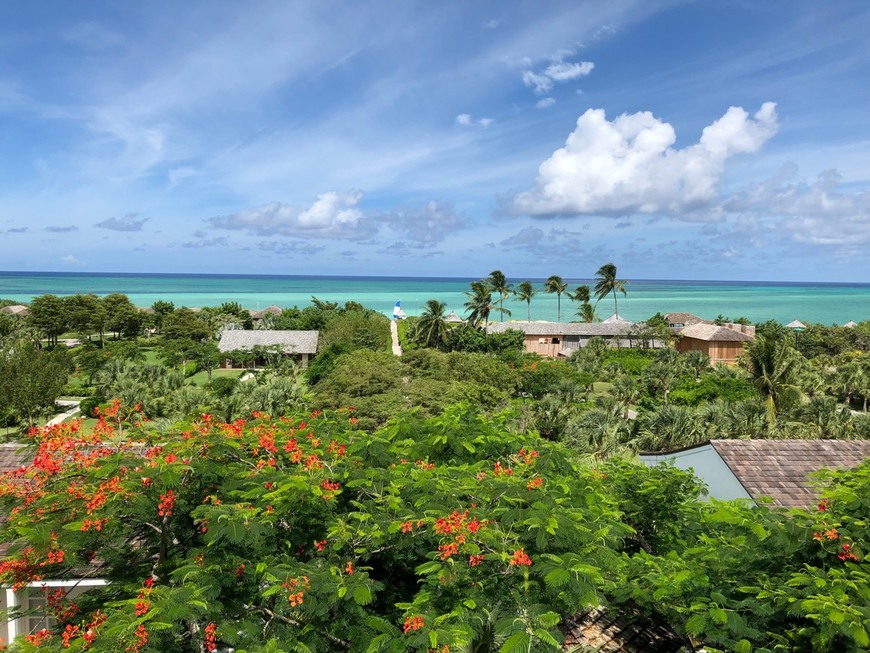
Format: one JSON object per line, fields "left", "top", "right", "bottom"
{"left": 377, "top": 200, "right": 468, "bottom": 248}
{"left": 208, "top": 191, "right": 367, "bottom": 239}
{"left": 536, "top": 97, "right": 556, "bottom": 109}
{"left": 456, "top": 114, "right": 494, "bottom": 128}
{"left": 61, "top": 254, "right": 84, "bottom": 266}
{"left": 483, "top": 19, "right": 500, "bottom": 29}
{"left": 512, "top": 102, "right": 779, "bottom": 218}
{"left": 96, "top": 213, "right": 150, "bottom": 231}
{"left": 168, "top": 166, "right": 199, "bottom": 188}
{"left": 523, "top": 55, "right": 594, "bottom": 94}
{"left": 544, "top": 60, "right": 594, "bottom": 81}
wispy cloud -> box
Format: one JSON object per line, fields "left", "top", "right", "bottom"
{"left": 44, "top": 225, "right": 79, "bottom": 233}
{"left": 522, "top": 53, "right": 594, "bottom": 94}
{"left": 96, "top": 213, "right": 150, "bottom": 231}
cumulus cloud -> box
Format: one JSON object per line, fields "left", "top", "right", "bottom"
{"left": 96, "top": 213, "right": 150, "bottom": 231}
{"left": 378, "top": 201, "right": 468, "bottom": 248}
{"left": 512, "top": 102, "right": 779, "bottom": 218}
{"left": 536, "top": 97, "right": 556, "bottom": 109}
{"left": 523, "top": 55, "right": 594, "bottom": 94}
{"left": 208, "top": 191, "right": 368, "bottom": 239}
{"left": 44, "top": 225, "right": 79, "bottom": 232}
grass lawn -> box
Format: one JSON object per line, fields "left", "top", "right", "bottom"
{"left": 186, "top": 368, "right": 246, "bottom": 387}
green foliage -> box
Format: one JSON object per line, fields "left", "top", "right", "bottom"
{"left": 669, "top": 375, "right": 756, "bottom": 406}
{"left": 0, "top": 343, "right": 73, "bottom": 425}
{"left": 601, "top": 348, "right": 655, "bottom": 374}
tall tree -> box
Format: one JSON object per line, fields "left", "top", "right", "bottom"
{"left": 463, "top": 280, "right": 494, "bottom": 328}
{"left": 545, "top": 275, "right": 568, "bottom": 322}
{"left": 593, "top": 263, "right": 628, "bottom": 318}
{"left": 516, "top": 281, "right": 536, "bottom": 322}
{"left": 28, "top": 294, "right": 67, "bottom": 346}
{"left": 487, "top": 270, "right": 513, "bottom": 323}
{"left": 414, "top": 299, "right": 451, "bottom": 350}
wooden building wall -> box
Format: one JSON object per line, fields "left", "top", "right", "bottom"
{"left": 676, "top": 337, "right": 746, "bottom": 364}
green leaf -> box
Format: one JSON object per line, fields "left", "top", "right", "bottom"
{"left": 353, "top": 584, "right": 373, "bottom": 605}
{"left": 734, "top": 639, "right": 751, "bottom": 653}
{"left": 500, "top": 631, "right": 531, "bottom": 653}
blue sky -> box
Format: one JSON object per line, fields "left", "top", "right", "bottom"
{"left": 1, "top": 1, "right": 868, "bottom": 281}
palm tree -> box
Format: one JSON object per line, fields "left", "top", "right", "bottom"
{"left": 569, "top": 284, "right": 596, "bottom": 323}
{"left": 740, "top": 332, "right": 805, "bottom": 423}
{"left": 545, "top": 275, "right": 568, "bottom": 322}
{"left": 464, "top": 280, "right": 494, "bottom": 328}
{"left": 487, "top": 270, "right": 513, "bottom": 322}
{"left": 414, "top": 299, "right": 450, "bottom": 349}
{"left": 516, "top": 281, "right": 536, "bottom": 322}
{"left": 593, "top": 263, "right": 628, "bottom": 318}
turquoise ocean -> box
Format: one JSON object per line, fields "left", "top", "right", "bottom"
{"left": 1, "top": 271, "right": 869, "bottom": 325}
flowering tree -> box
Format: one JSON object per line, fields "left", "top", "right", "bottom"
{"left": 0, "top": 404, "right": 630, "bottom": 652}
{"left": 1, "top": 401, "right": 868, "bottom": 652}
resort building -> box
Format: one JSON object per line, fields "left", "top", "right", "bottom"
{"left": 640, "top": 440, "right": 870, "bottom": 508}
{"left": 217, "top": 330, "right": 318, "bottom": 368}
{"left": 663, "top": 312, "right": 709, "bottom": 329}
{"left": 673, "top": 322, "right": 754, "bottom": 364}
{"left": 486, "top": 321, "right": 640, "bottom": 358}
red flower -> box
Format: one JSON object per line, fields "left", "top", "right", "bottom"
{"left": 403, "top": 615, "right": 425, "bottom": 634}
{"left": 510, "top": 548, "right": 533, "bottom": 567}
{"left": 204, "top": 623, "right": 217, "bottom": 653}
{"left": 469, "top": 554, "right": 484, "bottom": 566}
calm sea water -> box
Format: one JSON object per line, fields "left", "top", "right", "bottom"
{"left": 1, "top": 271, "right": 868, "bottom": 325}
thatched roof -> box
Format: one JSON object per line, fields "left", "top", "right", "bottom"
{"left": 561, "top": 606, "right": 687, "bottom": 652}
{"left": 0, "top": 304, "right": 29, "bottom": 316}
{"left": 786, "top": 320, "right": 806, "bottom": 329}
{"left": 710, "top": 439, "right": 870, "bottom": 509}
{"left": 445, "top": 311, "right": 464, "bottom": 323}
{"left": 602, "top": 313, "right": 632, "bottom": 324}
{"left": 486, "top": 321, "right": 634, "bottom": 337}
{"left": 844, "top": 320, "right": 858, "bottom": 328}
{"left": 678, "top": 323, "right": 753, "bottom": 342}
{"left": 217, "top": 330, "right": 318, "bottom": 354}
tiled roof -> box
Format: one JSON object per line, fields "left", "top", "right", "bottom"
{"left": 0, "top": 443, "right": 30, "bottom": 473}
{"left": 678, "top": 323, "right": 753, "bottom": 342}
{"left": 710, "top": 439, "right": 870, "bottom": 508}
{"left": 218, "top": 330, "right": 318, "bottom": 354}
{"left": 486, "top": 321, "right": 635, "bottom": 337}
{"left": 561, "top": 607, "right": 687, "bottom": 652}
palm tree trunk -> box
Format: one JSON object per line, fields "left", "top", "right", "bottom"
{"left": 527, "top": 302, "right": 531, "bottom": 322}
{"left": 612, "top": 289, "right": 618, "bottom": 317}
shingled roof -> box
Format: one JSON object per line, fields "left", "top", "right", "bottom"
{"left": 710, "top": 439, "right": 870, "bottom": 508}
{"left": 0, "top": 443, "right": 29, "bottom": 473}
{"left": 561, "top": 606, "right": 687, "bottom": 652}
{"left": 678, "top": 323, "right": 753, "bottom": 342}
{"left": 664, "top": 312, "right": 708, "bottom": 327}
{"left": 217, "top": 330, "right": 318, "bottom": 354}
{"left": 486, "top": 321, "right": 634, "bottom": 337}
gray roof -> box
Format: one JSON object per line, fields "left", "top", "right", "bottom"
{"left": 250, "top": 305, "right": 283, "bottom": 319}
{"left": 678, "top": 323, "right": 753, "bottom": 342}
{"left": 664, "top": 312, "right": 708, "bottom": 326}
{"left": 602, "top": 313, "right": 632, "bottom": 324}
{"left": 710, "top": 439, "right": 870, "bottom": 508}
{"left": 486, "top": 321, "right": 635, "bottom": 337}
{"left": 0, "top": 443, "right": 29, "bottom": 473}
{"left": 218, "top": 330, "right": 318, "bottom": 354}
